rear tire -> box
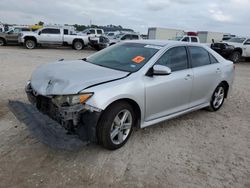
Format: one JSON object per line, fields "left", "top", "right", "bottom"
{"left": 229, "top": 51, "right": 241, "bottom": 63}
{"left": 25, "top": 39, "right": 36, "bottom": 49}
{"left": 207, "top": 84, "right": 226, "bottom": 111}
{"left": 97, "top": 102, "right": 135, "bottom": 150}
{"left": 73, "top": 41, "right": 84, "bottom": 50}
{"left": 0, "top": 38, "right": 6, "bottom": 46}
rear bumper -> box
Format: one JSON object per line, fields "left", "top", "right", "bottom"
{"left": 25, "top": 83, "right": 102, "bottom": 142}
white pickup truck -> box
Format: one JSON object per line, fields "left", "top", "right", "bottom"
{"left": 18, "top": 27, "right": 89, "bottom": 50}
{"left": 177, "top": 35, "right": 200, "bottom": 43}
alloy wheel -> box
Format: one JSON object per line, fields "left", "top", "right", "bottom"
{"left": 110, "top": 109, "right": 132, "bottom": 145}
{"left": 213, "top": 86, "right": 225, "bottom": 109}
{"left": 74, "top": 41, "right": 83, "bottom": 50}
{"left": 26, "top": 40, "right": 35, "bottom": 49}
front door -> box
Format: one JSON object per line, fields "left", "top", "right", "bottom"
{"left": 145, "top": 46, "right": 193, "bottom": 121}
{"left": 38, "top": 28, "right": 62, "bottom": 44}
{"left": 5, "top": 29, "right": 19, "bottom": 43}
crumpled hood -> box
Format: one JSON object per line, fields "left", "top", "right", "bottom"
{"left": 31, "top": 60, "right": 128, "bottom": 96}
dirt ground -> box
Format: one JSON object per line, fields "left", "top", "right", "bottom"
{"left": 0, "top": 46, "right": 249, "bottom": 188}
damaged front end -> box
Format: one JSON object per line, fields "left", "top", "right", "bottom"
{"left": 25, "top": 81, "right": 102, "bottom": 142}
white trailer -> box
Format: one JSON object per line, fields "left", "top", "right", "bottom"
{"left": 148, "top": 27, "right": 185, "bottom": 40}
{"left": 198, "top": 31, "right": 224, "bottom": 43}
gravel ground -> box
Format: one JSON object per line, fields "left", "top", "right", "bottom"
{"left": 0, "top": 46, "right": 249, "bottom": 188}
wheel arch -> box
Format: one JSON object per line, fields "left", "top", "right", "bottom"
{"left": 24, "top": 36, "right": 37, "bottom": 43}
{"left": 101, "top": 98, "right": 141, "bottom": 128}
{"left": 73, "top": 38, "right": 84, "bottom": 45}
{"left": 0, "top": 37, "right": 6, "bottom": 45}
{"left": 220, "top": 80, "right": 229, "bottom": 98}
{"left": 234, "top": 48, "right": 243, "bottom": 55}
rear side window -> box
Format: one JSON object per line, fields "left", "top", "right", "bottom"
{"left": 89, "top": 29, "right": 95, "bottom": 34}
{"left": 189, "top": 46, "right": 211, "bottom": 68}
{"left": 132, "top": 35, "right": 139, "bottom": 40}
{"left": 121, "top": 35, "right": 131, "bottom": 40}
{"left": 209, "top": 54, "right": 219, "bottom": 64}
{"left": 182, "top": 37, "right": 189, "bottom": 42}
{"left": 191, "top": 37, "right": 198, "bottom": 43}
{"left": 97, "top": 30, "right": 103, "bottom": 34}
{"left": 42, "top": 28, "right": 60, "bottom": 34}
{"left": 64, "top": 29, "right": 69, "bottom": 35}
{"left": 156, "top": 46, "right": 188, "bottom": 72}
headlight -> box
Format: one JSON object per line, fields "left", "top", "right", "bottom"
{"left": 52, "top": 93, "right": 93, "bottom": 107}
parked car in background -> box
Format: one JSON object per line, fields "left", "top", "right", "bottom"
{"left": 25, "top": 41, "right": 234, "bottom": 150}
{"left": 0, "top": 27, "right": 32, "bottom": 46}
{"left": 89, "top": 35, "right": 110, "bottom": 50}
{"left": 176, "top": 35, "right": 200, "bottom": 43}
{"left": 18, "top": 27, "right": 89, "bottom": 50}
{"left": 89, "top": 33, "right": 141, "bottom": 50}
{"left": 109, "top": 33, "right": 141, "bottom": 45}
{"left": 104, "top": 31, "right": 120, "bottom": 39}
{"left": 211, "top": 37, "right": 250, "bottom": 63}
{"left": 80, "top": 28, "right": 104, "bottom": 37}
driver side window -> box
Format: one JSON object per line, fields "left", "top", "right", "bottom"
{"left": 156, "top": 46, "right": 188, "bottom": 72}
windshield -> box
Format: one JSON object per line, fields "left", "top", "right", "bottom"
{"left": 82, "top": 29, "right": 89, "bottom": 33}
{"left": 86, "top": 43, "right": 161, "bottom": 72}
{"left": 227, "top": 37, "right": 246, "bottom": 43}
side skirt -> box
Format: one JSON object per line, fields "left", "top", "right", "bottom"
{"left": 141, "top": 103, "right": 210, "bottom": 128}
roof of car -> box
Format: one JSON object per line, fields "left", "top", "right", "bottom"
{"left": 125, "top": 40, "right": 192, "bottom": 47}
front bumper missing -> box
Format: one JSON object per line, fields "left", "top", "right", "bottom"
{"left": 25, "top": 84, "right": 102, "bottom": 143}
{"left": 8, "top": 100, "right": 88, "bottom": 150}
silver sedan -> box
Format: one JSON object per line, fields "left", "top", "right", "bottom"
{"left": 26, "top": 40, "right": 235, "bottom": 150}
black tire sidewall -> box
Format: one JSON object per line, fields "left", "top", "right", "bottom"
{"left": 0, "top": 38, "right": 5, "bottom": 46}
{"left": 230, "top": 51, "right": 240, "bottom": 63}
{"left": 98, "top": 102, "right": 135, "bottom": 150}
{"left": 210, "top": 84, "right": 225, "bottom": 111}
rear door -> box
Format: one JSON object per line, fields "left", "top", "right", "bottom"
{"left": 145, "top": 46, "right": 193, "bottom": 121}
{"left": 188, "top": 46, "right": 221, "bottom": 107}
{"left": 131, "top": 34, "right": 139, "bottom": 40}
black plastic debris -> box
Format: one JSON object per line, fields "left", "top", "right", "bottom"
{"left": 8, "top": 100, "right": 88, "bottom": 151}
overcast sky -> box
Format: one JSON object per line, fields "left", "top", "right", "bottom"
{"left": 0, "top": 0, "right": 249, "bottom": 35}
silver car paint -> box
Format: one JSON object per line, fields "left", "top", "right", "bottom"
{"left": 30, "top": 60, "right": 128, "bottom": 96}
{"left": 83, "top": 41, "right": 234, "bottom": 128}
{"left": 30, "top": 40, "right": 234, "bottom": 129}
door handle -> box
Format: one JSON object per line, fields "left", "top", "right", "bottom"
{"left": 184, "top": 74, "right": 192, "bottom": 80}
{"left": 216, "top": 68, "right": 221, "bottom": 73}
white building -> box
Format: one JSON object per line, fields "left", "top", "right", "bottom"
{"left": 148, "top": 27, "right": 185, "bottom": 40}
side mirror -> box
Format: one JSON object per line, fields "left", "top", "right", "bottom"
{"left": 38, "top": 31, "right": 41, "bottom": 35}
{"left": 87, "top": 32, "right": 91, "bottom": 35}
{"left": 153, "top": 65, "right": 171, "bottom": 75}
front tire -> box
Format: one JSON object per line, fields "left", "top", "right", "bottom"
{"left": 229, "top": 51, "right": 241, "bottom": 63}
{"left": 98, "top": 102, "right": 135, "bottom": 150}
{"left": 25, "top": 39, "right": 36, "bottom": 49}
{"left": 208, "top": 84, "right": 226, "bottom": 111}
{"left": 0, "top": 38, "right": 6, "bottom": 46}
{"left": 73, "top": 41, "right": 84, "bottom": 50}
